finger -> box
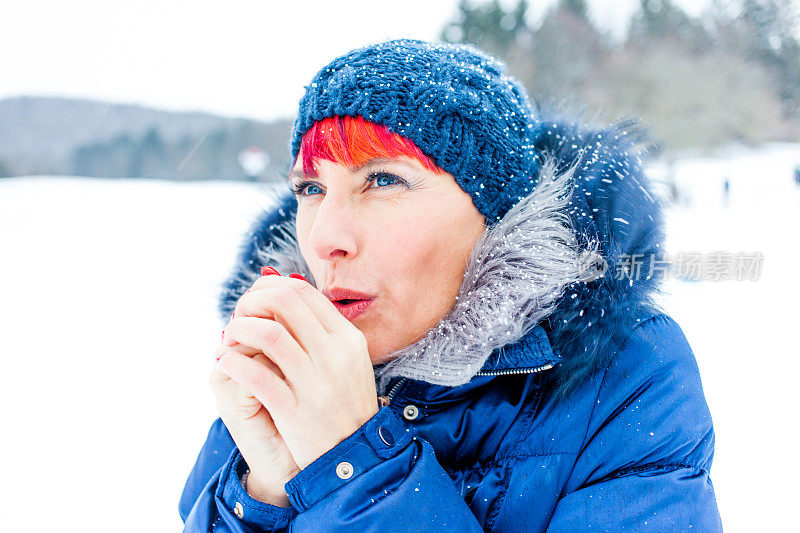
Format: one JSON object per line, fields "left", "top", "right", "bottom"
{"left": 234, "top": 286, "right": 331, "bottom": 355}
{"left": 209, "top": 366, "right": 264, "bottom": 421}
{"left": 209, "top": 366, "right": 230, "bottom": 389}
{"left": 232, "top": 286, "right": 260, "bottom": 320}
{"left": 210, "top": 345, "right": 263, "bottom": 387}
{"left": 210, "top": 352, "right": 285, "bottom": 402}
{"left": 250, "top": 274, "right": 352, "bottom": 334}
{"left": 214, "top": 338, "right": 262, "bottom": 358}
{"left": 252, "top": 352, "right": 285, "bottom": 380}
{"left": 230, "top": 266, "right": 281, "bottom": 319}
{"left": 213, "top": 343, "right": 275, "bottom": 372}
{"left": 216, "top": 351, "right": 295, "bottom": 414}
{"left": 222, "top": 317, "right": 312, "bottom": 388}
{"left": 225, "top": 271, "right": 284, "bottom": 342}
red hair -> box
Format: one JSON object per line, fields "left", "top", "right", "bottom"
{"left": 298, "top": 115, "right": 445, "bottom": 176}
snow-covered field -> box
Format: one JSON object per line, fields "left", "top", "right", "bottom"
{"left": 1, "top": 144, "right": 798, "bottom": 531}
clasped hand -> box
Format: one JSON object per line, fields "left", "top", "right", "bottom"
{"left": 209, "top": 269, "right": 379, "bottom": 505}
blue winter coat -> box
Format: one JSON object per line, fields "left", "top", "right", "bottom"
{"left": 179, "top": 117, "right": 722, "bottom": 531}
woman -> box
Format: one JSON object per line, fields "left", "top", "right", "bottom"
{"left": 180, "top": 39, "right": 722, "bottom": 531}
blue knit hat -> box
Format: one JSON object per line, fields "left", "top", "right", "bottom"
{"left": 289, "top": 38, "right": 545, "bottom": 227}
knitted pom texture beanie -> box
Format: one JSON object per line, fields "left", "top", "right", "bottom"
{"left": 289, "top": 38, "right": 546, "bottom": 226}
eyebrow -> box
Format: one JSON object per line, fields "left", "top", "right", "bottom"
{"left": 286, "top": 157, "right": 407, "bottom": 181}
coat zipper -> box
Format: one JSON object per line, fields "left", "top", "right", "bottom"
{"left": 377, "top": 377, "right": 408, "bottom": 407}
{"left": 375, "top": 363, "right": 554, "bottom": 406}
{"left": 473, "top": 363, "right": 554, "bottom": 377}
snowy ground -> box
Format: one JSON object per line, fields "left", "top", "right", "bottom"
{"left": 1, "top": 143, "right": 798, "bottom": 531}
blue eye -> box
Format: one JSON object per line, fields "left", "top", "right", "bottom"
{"left": 291, "top": 181, "right": 323, "bottom": 196}
{"left": 290, "top": 171, "right": 406, "bottom": 197}
{"left": 367, "top": 171, "right": 402, "bottom": 188}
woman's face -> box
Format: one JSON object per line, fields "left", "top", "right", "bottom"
{"left": 291, "top": 151, "right": 487, "bottom": 365}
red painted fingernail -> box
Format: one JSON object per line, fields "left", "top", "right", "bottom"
{"left": 289, "top": 273, "right": 308, "bottom": 282}
{"left": 261, "top": 266, "right": 280, "bottom": 276}
{"left": 221, "top": 328, "right": 236, "bottom": 346}
{"left": 221, "top": 329, "right": 225, "bottom": 343}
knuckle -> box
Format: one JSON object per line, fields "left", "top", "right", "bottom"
{"left": 234, "top": 293, "right": 249, "bottom": 313}
{"left": 274, "top": 286, "right": 300, "bottom": 306}
{"left": 292, "top": 278, "right": 313, "bottom": 294}
{"left": 249, "top": 371, "right": 271, "bottom": 392}
{"left": 225, "top": 382, "right": 251, "bottom": 409}
{"left": 232, "top": 401, "right": 261, "bottom": 419}
{"left": 209, "top": 362, "right": 231, "bottom": 388}
{"left": 348, "top": 328, "right": 368, "bottom": 350}
{"left": 260, "top": 320, "right": 286, "bottom": 347}
{"left": 252, "top": 272, "right": 279, "bottom": 290}
{"left": 250, "top": 278, "right": 268, "bottom": 291}
{"left": 231, "top": 381, "right": 253, "bottom": 401}
{"left": 210, "top": 374, "right": 233, "bottom": 399}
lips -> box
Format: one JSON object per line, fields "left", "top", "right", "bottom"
{"left": 331, "top": 298, "right": 374, "bottom": 320}
{"left": 322, "top": 287, "right": 376, "bottom": 320}
{"left": 322, "top": 287, "right": 376, "bottom": 302}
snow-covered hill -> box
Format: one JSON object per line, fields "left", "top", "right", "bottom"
{"left": 1, "top": 143, "right": 798, "bottom": 531}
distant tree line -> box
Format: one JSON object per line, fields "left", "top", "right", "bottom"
{"left": 441, "top": 0, "right": 800, "bottom": 153}
{"left": 71, "top": 123, "right": 291, "bottom": 181}
{"left": 0, "top": 96, "right": 292, "bottom": 181}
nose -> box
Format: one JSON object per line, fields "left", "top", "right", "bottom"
{"left": 306, "top": 192, "right": 359, "bottom": 261}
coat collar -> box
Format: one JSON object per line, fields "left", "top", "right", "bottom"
{"left": 379, "top": 322, "right": 559, "bottom": 406}
{"left": 477, "top": 324, "right": 559, "bottom": 374}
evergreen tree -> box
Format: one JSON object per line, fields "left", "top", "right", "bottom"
{"left": 441, "top": 0, "right": 529, "bottom": 57}
{"left": 0, "top": 158, "right": 11, "bottom": 178}
{"left": 528, "top": 4, "right": 606, "bottom": 100}
{"left": 737, "top": 0, "right": 800, "bottom": 114}
{"left": 559, "top": 0, "right": 589, "bottom": 19}
{"left": 628, "top": 0, "right": 713, "bottom": 52}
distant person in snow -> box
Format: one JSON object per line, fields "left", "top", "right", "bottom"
{"left": 723, "top": 176, "right": 730, "bottom": 207}
{"left": 180, "top": 40, "right": 722, "bottom": 531}
{"left": 794, "top": 165, "right": 800, "bottom": 186}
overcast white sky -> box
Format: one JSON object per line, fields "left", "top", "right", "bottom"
{"left": 0, "top": 0, "right": 709, "bottom": 121}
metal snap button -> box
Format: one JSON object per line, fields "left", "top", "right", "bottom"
{"left": 378, "top": 425, "right": 395, "bottom": 446}
{"left": 336, "top": 461, "right": 354, "bottom": 479}
{"left": 233, "top": 501, "right": 244, "bottom": 519}
{"left": 403, "top": 404, "right": 419, "bottom": 420}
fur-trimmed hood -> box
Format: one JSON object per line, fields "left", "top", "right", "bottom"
{"left": 218, "top": 112, "right": 667, "bottom": 399}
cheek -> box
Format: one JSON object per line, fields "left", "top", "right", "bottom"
{"left": 383, "top": 216, "right": 443, "bottom": 271}
{"left": 378, "top": 214, "right": 465, "bottom": 302}
{"left": 296, "top": 209, "right": 313, "bottom": 240}
{"left": 295, "top": 211, "right": 316, "bottom": 268}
